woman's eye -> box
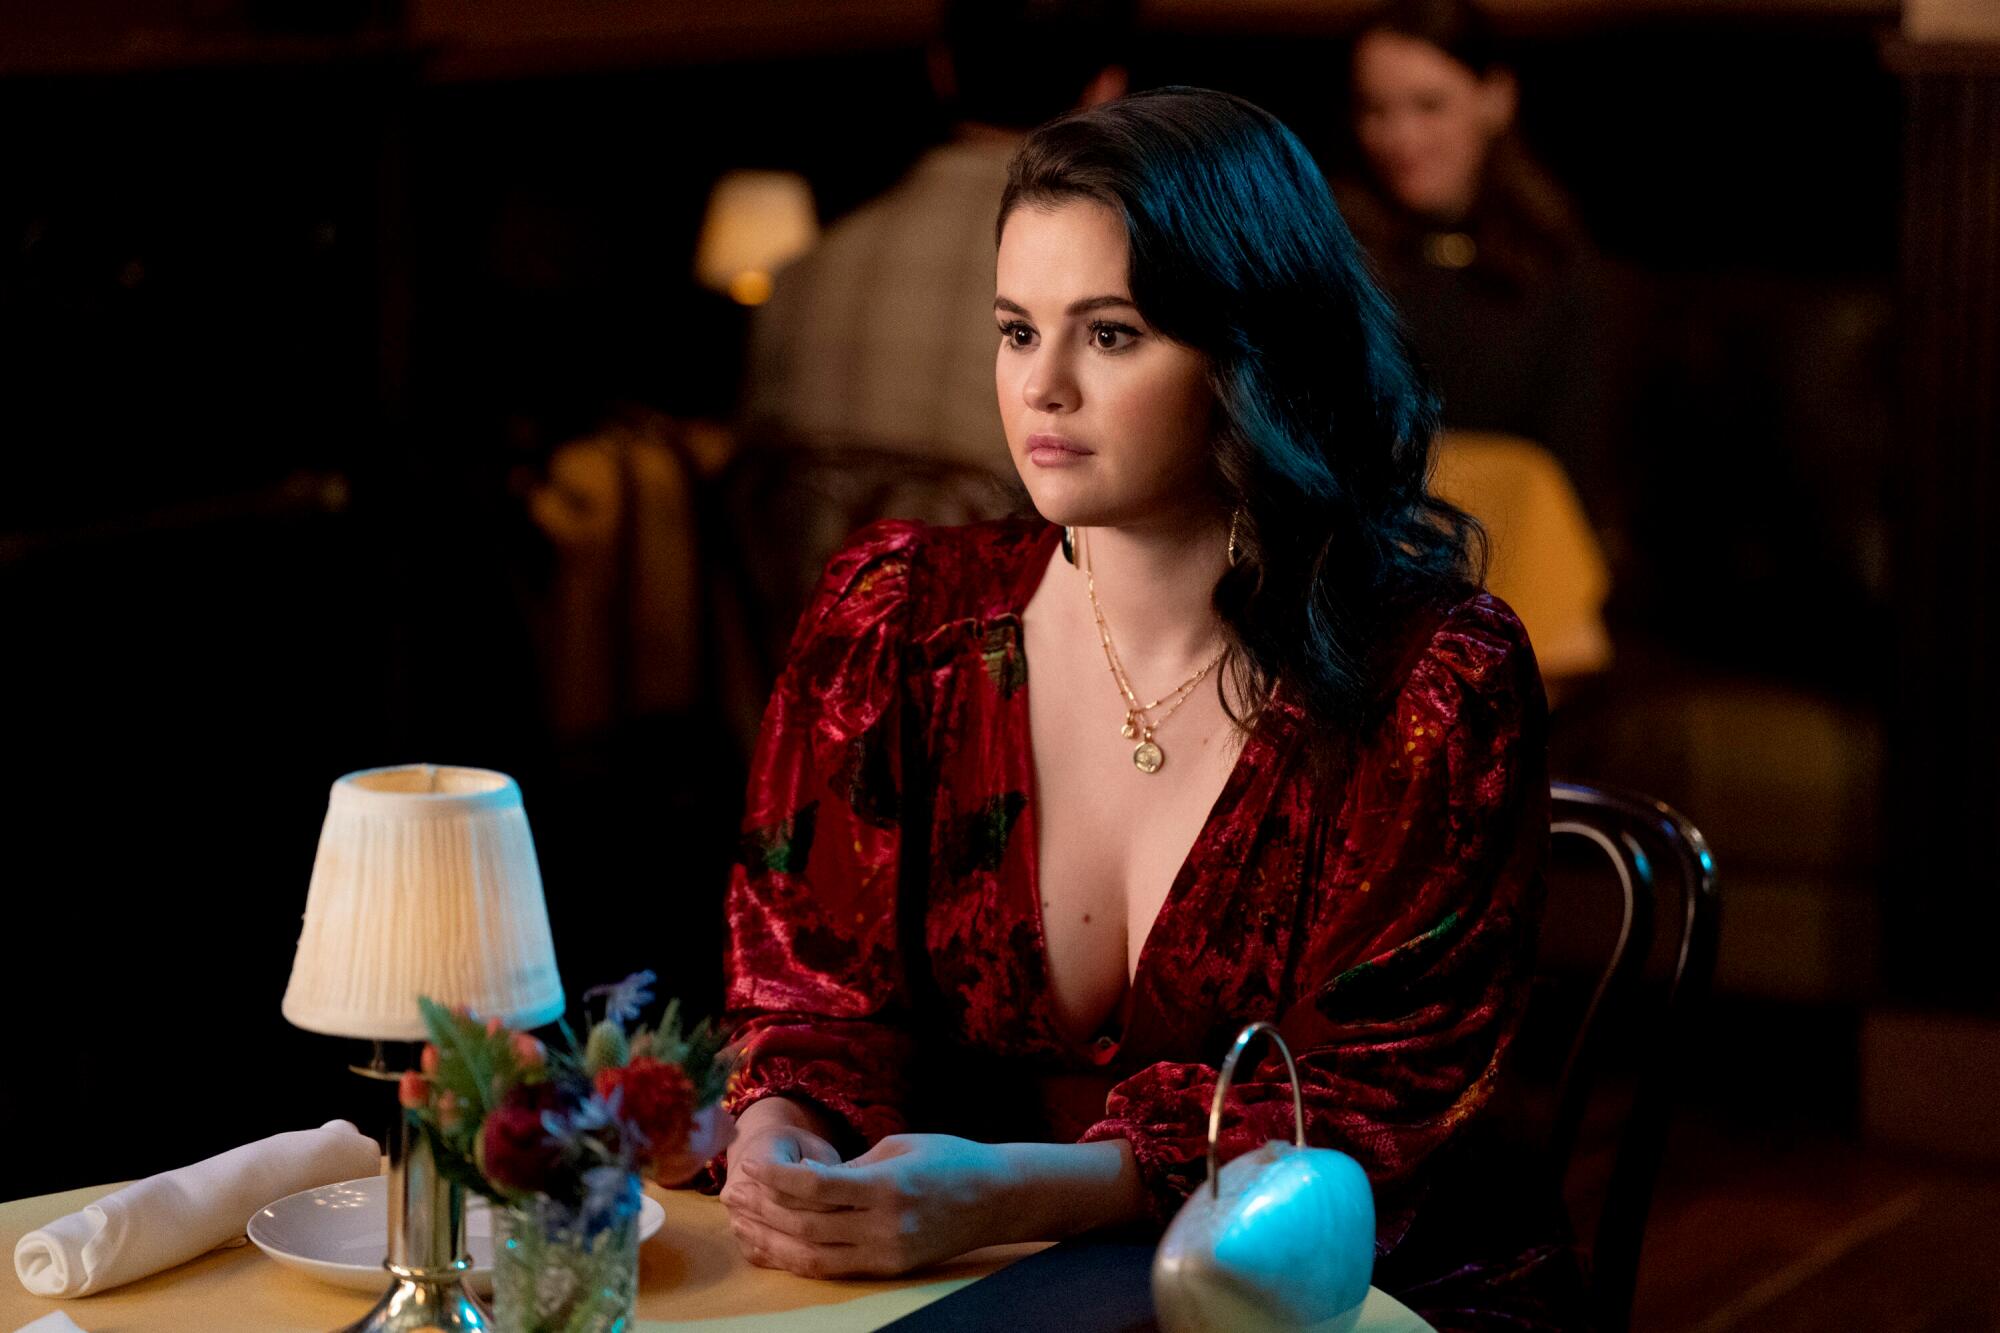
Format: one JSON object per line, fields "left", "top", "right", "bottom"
{"left": 1090, "top": 322, "right": 1139, "bottom": 352}
{"left": 998, "top": 321, "right": 1036, "bottom": 349}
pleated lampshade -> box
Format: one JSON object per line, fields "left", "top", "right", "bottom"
{"left": 282, "top": 764, "right": 565, "bottom": 1041}
{"left": 693, "top": 169, "right": 818, "bottom": 306}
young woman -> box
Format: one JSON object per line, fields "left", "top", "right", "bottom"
{"left": 717, "top": 86, "right": 1580, "bottom": 1327}
{"left": 1337, "top": 0, "right": 1615, "bottom": 535}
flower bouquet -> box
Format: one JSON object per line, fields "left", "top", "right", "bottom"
{"left": 399, "top": 971, "right": 733, "bottom": 1333}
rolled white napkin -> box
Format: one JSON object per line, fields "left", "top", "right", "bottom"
{"left": 13, "top": 1119, "right": 380, "bottom": 1298}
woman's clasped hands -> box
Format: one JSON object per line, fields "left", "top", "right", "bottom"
{"left": 721, "top": 1097, "right": 1013, "bottom": 1277}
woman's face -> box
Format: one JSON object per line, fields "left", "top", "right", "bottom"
{"left": 1351, "top": 30, "right": 1515, "bottom": 220}
{"left": 994, "top": 199, "right": 1216, "bottom": 530}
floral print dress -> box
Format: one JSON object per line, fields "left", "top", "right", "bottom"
{"left": 720, "top": 515, "right": 1584, "bottom": 1329}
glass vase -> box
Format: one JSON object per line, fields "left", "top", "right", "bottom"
{"left": 491, "top": 1175, "right": 642, "bottom": 1333}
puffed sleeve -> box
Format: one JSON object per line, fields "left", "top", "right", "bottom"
{"left": 721, "top": 519, "right": 924, "bottom": 1154}
{"left": 1079, "top": 596, "right": 1548, "bottom": 1247}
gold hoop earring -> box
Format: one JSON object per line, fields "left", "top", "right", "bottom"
{"left": 1061, "top": 526, "right": 1077, "bottom": 566}
{"left": 1226, "top": 510, "right": 1246, "bottom": 568}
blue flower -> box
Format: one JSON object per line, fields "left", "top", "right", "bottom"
{"left": 577, "top": 1164, "right": 641, "bottom": 1236}
{"left": 583, "top": 971, "right": 657, "bottom": 1026}
{"left": 540, "top": 1089, "right": 624, "bottom": 1157}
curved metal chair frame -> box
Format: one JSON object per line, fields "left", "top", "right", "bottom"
{"left": 705, "top": 441, "right": 1021, "bottom": 685}
{"left": 1545, "top": 781, "right": 1721, "bottom": 1333}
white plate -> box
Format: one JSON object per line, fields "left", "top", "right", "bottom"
{"left": 247, "top": 1175, "right": 666, "bottom": 1294}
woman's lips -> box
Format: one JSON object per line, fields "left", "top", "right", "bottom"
{"left": 1027, "top": 433, "right": 1094, "bottom": 467}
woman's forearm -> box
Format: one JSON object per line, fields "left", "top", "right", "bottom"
{"left": 990, "top": 1138, "right": 1149, "bottom": 1244}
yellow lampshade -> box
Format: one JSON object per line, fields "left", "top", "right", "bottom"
{"left": 694, "top": 169, "right": 818, "bottom": 306}
{"left": 282, "top": 764, "right": 565, "bottom": 1041}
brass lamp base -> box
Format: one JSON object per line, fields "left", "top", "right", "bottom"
{"left": 335, "top": 1084, "right": 490, "bottom": 1332}
{"left": 340, "top": 1266, "right": 490, "bottom": 1332}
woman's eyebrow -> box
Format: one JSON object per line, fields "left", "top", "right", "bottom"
{"left": 993, "top": 294, "right": 1139, "bottom": 316}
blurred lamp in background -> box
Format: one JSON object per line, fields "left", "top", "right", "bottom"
{"left": 694, "top": 169, "right": 818, "bottom": 306}
{"left": 284, "top": 763, "right": 564, "bottom": 1333}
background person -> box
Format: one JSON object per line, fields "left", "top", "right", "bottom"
{"left": 1335, "top": 0, "right": 1619, "bottom": 541}
{"left": 739, "top": 0, "right": 1132, "bottom": 476}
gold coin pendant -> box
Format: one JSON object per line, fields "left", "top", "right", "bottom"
{"left": 1132, "top": 740, "right": 1165, "bottom": 774}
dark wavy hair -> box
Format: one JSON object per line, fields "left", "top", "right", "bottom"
{"left": 1360, "top": 0, "right": 1504, "bottom": 73}
{"left": 998, "top": 86, "right": 1485, "bottom": 740}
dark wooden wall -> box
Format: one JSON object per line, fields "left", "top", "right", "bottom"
{"left": 1888, "top": 42, "right": 2000, "bottom": 1010}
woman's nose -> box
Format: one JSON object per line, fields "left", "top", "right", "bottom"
{"left": 1021, "top": 350, "right": 1078, "bottom": 414}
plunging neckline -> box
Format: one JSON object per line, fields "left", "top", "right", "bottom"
{"left": 1003, "top": 522, "right": 1279, "bottom": 1061}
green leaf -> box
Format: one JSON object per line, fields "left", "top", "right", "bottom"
{"left": 652, "top": 999, "right": 688, "bottom": 1064}
{"left": 417, "top": 995, "right": 530, "bottom": 1123}
{"left": 418, "top": 998, "right": 487, "bottom": 1111}
{"left": 411, "top": 1112, "right": 509, "bottom": 1206}
{"left": 680, "top": 1016, "right": 734, "bottom": 1107}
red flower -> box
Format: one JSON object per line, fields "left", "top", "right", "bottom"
{"left": 595, "top": 1057, "right": 694, "bottom": 1169}
{"left": 478, "top": 1103, "right": 561, "bottom": 1196}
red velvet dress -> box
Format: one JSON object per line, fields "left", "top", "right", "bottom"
{"left": 721, "top": 516, "right": 1583, "bottom": 1329}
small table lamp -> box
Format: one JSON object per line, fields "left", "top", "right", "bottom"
{"left": 694, "top": 169, "right": 818, "bottom": 306}
{"left": 284, "top": 764, "right": 564, "bottom": 1333}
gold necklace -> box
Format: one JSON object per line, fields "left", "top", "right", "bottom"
{"left": 1080, "top": 528, "right": 1224, "bottom": 774}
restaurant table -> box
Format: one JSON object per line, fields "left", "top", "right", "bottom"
{"left": 2, "top": 1177, "right": 1436, "bottom": 1332}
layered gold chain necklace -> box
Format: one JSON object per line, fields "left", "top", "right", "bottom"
{"left": 1079, "top": 527, "right": 1224, "bottom": 775}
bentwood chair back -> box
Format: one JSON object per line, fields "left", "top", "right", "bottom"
{"left": 703, "top": 440, "right": 1021, "bottom": 753}
{"left": 1509, "top": 781, "right": 1721, "bottom": 1332}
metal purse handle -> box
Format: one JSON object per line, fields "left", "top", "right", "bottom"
{"left": 1206, "top": 1020, "right": 1307, "bottom": 1200}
